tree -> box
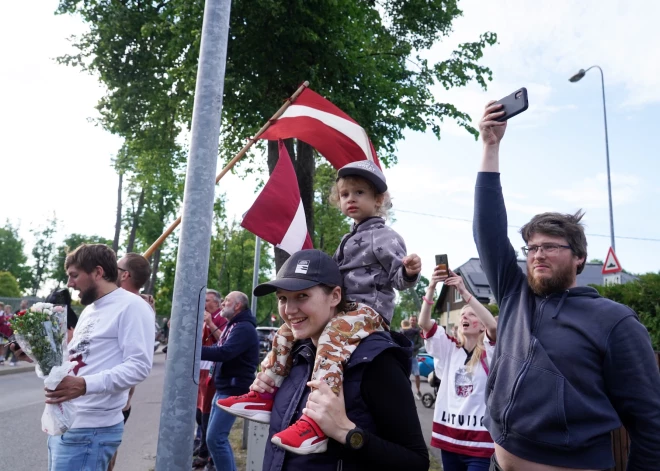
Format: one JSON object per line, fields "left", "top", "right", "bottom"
{"left": 51, "top": 233, "right": 113, "bottom": 285}
{"left": 313, "top": 161, "right": 351, "bottom": 256}
{"left": 393, "top": 275, "right": 430, "bottom": 329}
{"left": 30, "top": 216, "right": 58, "bottom": 296}
{"left": 207, "top": 197, "right": 275, "bottom": 324}
{"left": 0, "top": 221, "right": 31, "bottom": 293}
{"left": 0, "top": 271, "right": 21, "bottom": 298}
{"left": 594, "top": 273, "right": 660, "bottom": 350}
{"left": 56, "top": 0, "right": 498, "bottom": 272}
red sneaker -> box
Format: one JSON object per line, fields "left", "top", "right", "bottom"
{"left": 216, "top": 391, "right": 273, "bottom": 424}
{"left": 271, "top": 415, "right": 328, "bottom": 455}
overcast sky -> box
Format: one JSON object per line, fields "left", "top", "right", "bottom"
{"left": 1, "top": 0, "right": 658, "bottom": 290}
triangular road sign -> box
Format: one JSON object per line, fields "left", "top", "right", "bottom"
{"left": 602, "top": 247, "right": 622, "bottom": 274}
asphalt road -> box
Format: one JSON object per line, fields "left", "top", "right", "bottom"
{"left": 0, "top": 354, "right": 440, "bottom": 470}
{"left": 0, "top": 353, "right": 166, "bottom": 470}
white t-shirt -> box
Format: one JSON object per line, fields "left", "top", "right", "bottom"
{"left": 423, "top": 321, "right": 495, "bottom": 458}
{"left": 68, "top": 288, "right": 155, "bottom": 428}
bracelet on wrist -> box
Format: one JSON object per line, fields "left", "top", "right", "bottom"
{"left": 463, "top": 294, "right": 473, "bottom": 304}
{"left": 422, "top": 296, "right": 434, "bottom": 306}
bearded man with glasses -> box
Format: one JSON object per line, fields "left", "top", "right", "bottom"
{"left": 472, "top": 100, "right": 660, "bottom": 471}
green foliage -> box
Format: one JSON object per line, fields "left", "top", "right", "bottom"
{"left": 594, "top": 273, "right": 660, "bottom": 350}
{"left": 30, "top": 216, "right": 58, "bottom": 296}
{"left": 51, "top": 233, "right": 113, "bottom": 285}
{"left": 313, "top": 162, "right": 351, "bottom": 255}
{"left": 485, "top": 303, "right": 499, "bottom": 316}
{"left": 0, "top": 271, "right": 21, "bottom": 298}
{"left": 0, "top": 221, "right": 31, "bottom": 292}
{"left": 206, "top": 197, "right": 275, "bottom": 324}
{"left": 56, "top": 0, "right": 497, "bottom": 167}
{"left": 393, "top": 275, "right": 430, "bottom": 329}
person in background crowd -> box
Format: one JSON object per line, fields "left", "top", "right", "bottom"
{"left": 45, "top": 288, "right": 78, "bottom": 344}
{"left": 200, "top": 291, "right": 259, "bottom": 471}
{"left": 107, "top": 252, "right": 154, "bottom": 471}
{"left": 474, "top": 100, "right": 660, "bottom": 471}
{"left": 16, "top": 299, "right": 28, "bottom": 314}
{"left": 401, "top": 316, "right": 424, "bottom": 400}
{"left": 192, "top": 289, "right": 227, "bottom": 470}
{"left": 419, "top": 267, "right": 497, "bottom": 471}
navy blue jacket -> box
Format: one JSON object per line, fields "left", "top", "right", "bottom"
{"left": 474, "top": 172, "right": 660, "bottom": 470}
{"left": 201, "top": 308, "right": 259, "bottom": 396}
{"left": 262, "top": 331, "right": 429, "bottom": 471}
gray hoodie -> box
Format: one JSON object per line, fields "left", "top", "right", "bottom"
{"left": 333, "top": 217, "right": 419, "bottom": 323}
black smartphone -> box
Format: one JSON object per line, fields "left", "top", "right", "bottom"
{"left": 435, "top": 254, "right": 449, "bottom": 275}
{"left": 494, "top": 87, "right": 529, "bottom": 122}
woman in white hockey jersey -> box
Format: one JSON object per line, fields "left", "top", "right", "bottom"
{"left": 418, "top": 267, "right": 497, "bottom": 471}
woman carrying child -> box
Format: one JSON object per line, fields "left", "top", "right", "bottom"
{"left": 218, "top": 160, "right": 422, "bottom": 455}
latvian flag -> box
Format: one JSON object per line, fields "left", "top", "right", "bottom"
{"left": 259, "top": 87, "right": 382, "bottom": 170}
{"left": 240, "top": 140, "right": 313, "bottom": 255}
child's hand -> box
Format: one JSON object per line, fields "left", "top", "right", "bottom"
{"left": 402, "top": 254, "right": 422, "bottom": 277}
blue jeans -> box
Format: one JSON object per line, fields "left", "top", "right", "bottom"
{"left": 48, "top": 422, "right": 124, "bottom": 471}
{"left": 207, "top": 392, "right": 237, "bottom": 471}
{"left": 441, "top": 450, "right": 491, "bottom": 471}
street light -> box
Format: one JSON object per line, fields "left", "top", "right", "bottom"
{"left": 569, "top": 65, "right": 616, "bottom": 252}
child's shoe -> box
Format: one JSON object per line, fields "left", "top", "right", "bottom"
{"left": 271, "top": 415, "right": 328, "bottom": 455}
{"left": 216, "top": 391, "right": 273, "bottom": 424}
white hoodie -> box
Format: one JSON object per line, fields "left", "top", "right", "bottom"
{"left": 68, "top": 288, "right": 154, "bottom": 428}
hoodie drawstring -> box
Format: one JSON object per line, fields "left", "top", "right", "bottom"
{"left": 551, "top": 290, "right": 570, "bottom": 319}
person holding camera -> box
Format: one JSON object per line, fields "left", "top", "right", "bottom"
{"left": 474, "top": 101, "right": 660, "bottom": 470}
{"left": 418, "top": 266, "right": 497, "bottom": 471}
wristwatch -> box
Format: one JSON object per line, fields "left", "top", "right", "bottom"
{"left": 345, "top": 427, "right": 366, "bottom": 451}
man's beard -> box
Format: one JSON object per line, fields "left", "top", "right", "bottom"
{"left": 221, "top": 306, "right": 235, "bottom": 319}
{"left": 80, "top": 286, "right": 99, "bottom": 306}
{"left": 527, "top": 263, "right": 574, "bottom": 296}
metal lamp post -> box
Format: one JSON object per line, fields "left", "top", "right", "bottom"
{"left": 569, "top": 65, "right": 616, "bottom": 252}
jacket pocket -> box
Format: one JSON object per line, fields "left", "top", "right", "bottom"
{"left": 486, "top": 354, "right": 521, "bottom": 427}
{"left": 506, "top": 365, "right": 568, "bottom": 447}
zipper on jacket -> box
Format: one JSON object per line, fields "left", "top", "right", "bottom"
{"left": 336, "top": 224, "right": 359, "bottom": 263}
{"left": 501, "top": 298, "right": 547, "bottom": 438}
{"left": 336, "top": 460, "right": 343, "bottom": 471}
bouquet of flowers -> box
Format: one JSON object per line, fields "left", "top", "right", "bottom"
{"left": 10, "top": 302, "right": 77, "bottom": 435}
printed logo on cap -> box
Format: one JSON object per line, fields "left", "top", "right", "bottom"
{"left": 354, "top": 161, "right": 377, "bottom": 172}
{"left": 295, "top": 260, "right": 310, "bottom": 274}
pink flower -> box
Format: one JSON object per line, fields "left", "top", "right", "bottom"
{"left": 53, "top": 306, "right": 65, "bottom": 313}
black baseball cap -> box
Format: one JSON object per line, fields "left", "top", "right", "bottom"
{"left": 337, "top": 160, "right": 387, "bottom": 193}
{"left": 253, "top": 249, "right": 342, "bottom": 296}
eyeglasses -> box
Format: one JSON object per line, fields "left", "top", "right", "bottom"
{"left": 118, "top": 267, "right": 130, "bottom": 276}
{"left": 521, "top": 243, "right": 571, "bottom": 257}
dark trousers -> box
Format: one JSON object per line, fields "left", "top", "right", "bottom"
{"left": 441, "top": 450, "right": 490, "bottom": 471}
{"left": 195, "top": 408, "right": 212, "bottom": 460}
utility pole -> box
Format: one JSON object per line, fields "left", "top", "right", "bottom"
{"left": 155, "top": 0, "right": 232, "bottom": 469}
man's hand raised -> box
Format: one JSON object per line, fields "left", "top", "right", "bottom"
{"left": 479, "top": 101, "right": 507, "bottom": 147}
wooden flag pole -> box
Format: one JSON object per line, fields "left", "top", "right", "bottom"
{"left": 143, "top": 81, "right": 309, "bottom": 259}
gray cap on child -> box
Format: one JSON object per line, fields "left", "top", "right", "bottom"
{"left": 337, "top": 160, "right": 387, "bottom": 193}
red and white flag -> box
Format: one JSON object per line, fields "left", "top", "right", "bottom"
{"left": 259, "top": 88, "right": 381, "bottom": 170}
{"left": 241, "top": 140, "right": 313, "bottom": 255}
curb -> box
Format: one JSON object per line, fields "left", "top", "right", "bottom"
{"left": 0, "top": 349, "right": 165, "bottom": 377}
{"left": 0, "top": 364, "right": 35, "bottom": 376}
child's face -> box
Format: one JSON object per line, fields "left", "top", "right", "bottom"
{"left": 337, "top": 178, "right": 383, "bottom": 223}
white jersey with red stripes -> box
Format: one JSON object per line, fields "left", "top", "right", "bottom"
{"left": 422, "top": 321, "right": 495, "bottom": 458}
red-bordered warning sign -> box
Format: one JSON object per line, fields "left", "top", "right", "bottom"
{"left": 602, "top": 247, "right": 622, "bottom": 274}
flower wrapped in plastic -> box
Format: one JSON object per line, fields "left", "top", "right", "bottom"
{"left": 10, "top": 302, "right": 77, "bottom": 435}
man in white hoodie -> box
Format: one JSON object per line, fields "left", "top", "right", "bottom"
{"left": 44, "top": 244, "right": 154, "bottom": 471}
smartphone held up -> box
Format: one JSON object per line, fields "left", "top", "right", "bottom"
{"left": 435, "top": 254, "right": 449, "bottom": 279}
{"left": 494, "top": 87, "right": 529, "bottom": 122}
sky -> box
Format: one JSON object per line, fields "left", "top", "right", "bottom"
{"left": 1, "top": 0, "right": 659, "bottom": 291}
